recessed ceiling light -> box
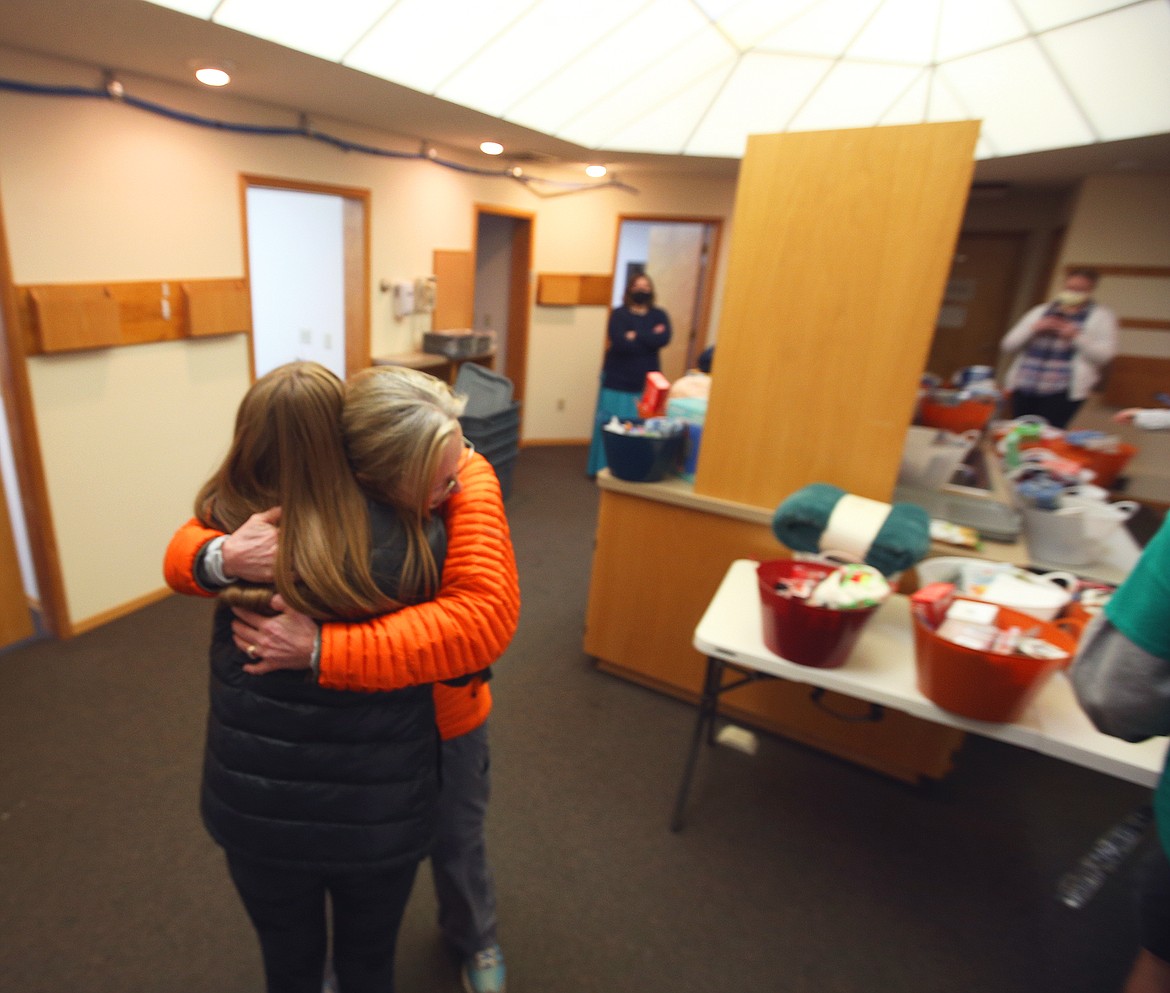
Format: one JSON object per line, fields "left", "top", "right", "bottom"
{"left": 480, "top": 141, "right": 504, "bottom": 155}
{"left": 585, "top": 164, "right": 607, "bottom": 178}
{"left": 195, "top": 65, "right": 232, "bottom": 87}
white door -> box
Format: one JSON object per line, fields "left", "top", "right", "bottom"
{"left": 245, "top": 187, "right": 347, "bottom": 379}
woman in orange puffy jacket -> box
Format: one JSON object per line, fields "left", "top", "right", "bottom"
{"left": 165, "top": 365, "right": 519, "bottom": 993}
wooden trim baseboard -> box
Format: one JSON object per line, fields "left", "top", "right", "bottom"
{"left": 70, "top": 587, "right": 177, "bottom": 637}
{"left": 519, "top": 438, "right": 588, "bottom": 447}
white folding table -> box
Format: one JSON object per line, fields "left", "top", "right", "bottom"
{"left": 671, "top": 559, "right": 1167, "bottom": 831}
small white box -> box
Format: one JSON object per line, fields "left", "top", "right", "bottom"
{"left": 944, "top": 599, "right": 999, "bottom": 625}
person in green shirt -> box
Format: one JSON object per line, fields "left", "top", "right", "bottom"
{"left": 1073, "top": 513, "right": 1170, "bottom": 992}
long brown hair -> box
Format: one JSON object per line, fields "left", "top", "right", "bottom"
{"left": 342, "top": 366, "right": 467, "bottom": 602}
{"left": 194, "top": 362, "right": 391, "bottom": 620}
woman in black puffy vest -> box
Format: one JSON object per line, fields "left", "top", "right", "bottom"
{"left": 188, "top": 361, "right": 464, "bottom": 993}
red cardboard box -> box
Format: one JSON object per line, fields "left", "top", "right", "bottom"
{"left": 910, "top": 582, "right": 955, "bottom": 629}
{"left": 636, "top": 371, "right": 670, "bottom": 419}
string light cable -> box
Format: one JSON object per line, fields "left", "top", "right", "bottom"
{"left": 0, "top": 73, "right": 638, "bottom": 197}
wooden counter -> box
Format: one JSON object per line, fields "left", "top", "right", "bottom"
{"left": 372, "top": 348, "right": 495, "bottom": 385}
{"left": 584, "top": 471, "right": 967, "bottom": 783}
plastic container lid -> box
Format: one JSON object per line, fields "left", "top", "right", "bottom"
{"left": 454, "top": 363, "right": 514, "bottom": 418}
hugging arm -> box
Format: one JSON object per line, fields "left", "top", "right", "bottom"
{"left": 162, "top": 453, "right": 520, "bottom": 691}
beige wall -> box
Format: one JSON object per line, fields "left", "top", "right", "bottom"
{"left": 1057, "top": 173, "right": 1170, "bottom": 501}
{"left": 0, "top": 47, "right": 737, "bottom": 628}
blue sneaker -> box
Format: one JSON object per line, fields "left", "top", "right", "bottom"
{"left": 461, "top": 943, "right": 506, "bottom": 993}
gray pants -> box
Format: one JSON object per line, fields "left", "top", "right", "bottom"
{"left": 433, "top": 722, "right": 498, "bottom": 956}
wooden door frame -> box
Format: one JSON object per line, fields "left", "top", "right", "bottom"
{"left": 612, "top": 214, "right": 723, "bottom": 369}
{"left": 0, "top": 194, "right": 67, "bottom": 636}
{"left": 239, "top": 175, "right": 371, "bottom": 379}
{"left": 473, "top": 203, "right": 534, "bottom": 404}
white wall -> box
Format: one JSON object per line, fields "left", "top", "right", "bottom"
{"left": 246, "top": 187, "right": 347, "bottom": 378}
{"left": 0, "top": 46, "right": 738, "bottom": 628}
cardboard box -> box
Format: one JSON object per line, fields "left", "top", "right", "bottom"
{"left": 910, "top": 582, "right": 955, "bottom": 628}
{"left": 636, "top": 371, "right": 671, "bottom": 418}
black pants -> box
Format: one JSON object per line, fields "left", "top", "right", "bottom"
{"left": 226, "top": 853, "right": 420, "bottom": 993}
{"left": 1009, "top": 390, "right": 1083, "bottom": 429}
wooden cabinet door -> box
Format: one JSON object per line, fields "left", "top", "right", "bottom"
{"left": 433, "top": 250, "right": 474, "bottom": 331}
{"left": 696, "top": 121, "right": 980, "bottom": 508}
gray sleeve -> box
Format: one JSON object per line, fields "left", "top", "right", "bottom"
{"left": 195, "top": 535, "right": 233, "bottom": 590}
{"left": 1070, "top": 611, "right": 1170, "bottom": 742}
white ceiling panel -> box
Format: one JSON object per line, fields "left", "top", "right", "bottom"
{"left": 939, "top": 38, "right": 1096, "bottom": 157}
{"left": 877, "top": 70, "right": 931, "bottom": 125}
{"left": 1041, "top": 2, "right": 1170, "bottom": 142}
{"left": 1013, "top": 0, "right": 1134, "bottom": 33}
{"left": 846, "top": 0, "right": 941, "bottom": 63}
{"left": 934, "top": 0, "right": 1029, "bottom": 60}
{"left": 345, "top": 0, "right": 535, "bottom": 94}
{"left": 436, "top": 0, "right": 638, "bottom": 119}
{"left": 925, "top": 70, "right": 976, "bottom": 125}
{"left": 714, "top": 0, "right": 820, "bottom": 49}
{"left": 557, "top": 26, "right": 737, "bottom": 147}
{"left": 213, "top": 0, "right": 387, "bottom": 63}
{"left": 789, "top": 59, "right": 922, "bottom": 132}
{"left": 691, "top": 0, "right": 742, "bottom": 19}
{"left": 139, "top": 0, "right": 1170, "bottom": 165}
{"left": 756, "top": 0, "right": 884, "bottom": 58}
{"left": 686, "top": 52, "right": 832, "bottom": 156}
{"left": 604, "top": 65, "right": 738, "bottom": 155}
{"left": 505, "top": 1, "right": 718, "bottom": 134}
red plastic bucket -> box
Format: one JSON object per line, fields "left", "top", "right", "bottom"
{"left": 756, "top": 559, "right": 880, "bottom": 669}
{"left": 912, "top": 599, "right": 1081, "bottom": 722}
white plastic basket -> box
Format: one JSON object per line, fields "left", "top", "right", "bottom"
{"left": 898, "top": 426, "right": 979, "bottom": 490}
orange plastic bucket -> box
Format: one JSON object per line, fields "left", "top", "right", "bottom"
{"left": 756, "top": 560, "right": 880, "bottom": 669}
{"left": 912, "top": 599, "right": 1082, "bottom": 722}
{"left": 1052, "top": 439, "right": 1138, "bottom": 489}
{"left": 918, "top": 395, "right": 999, "bottom": 434}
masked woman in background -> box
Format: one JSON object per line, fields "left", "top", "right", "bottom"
{"left": 586, "top": 272, "right": 672, "bottom": 477}
{"left": 1000, "top": 267, "right": 1118, "bottom": 429}
{"left": 165, "top": 364, "right": 518, "bottom": 993}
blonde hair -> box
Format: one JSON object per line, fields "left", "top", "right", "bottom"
{"left": 342, "top": 366, "right": 467, "bottom": 601}
{"left": 194, "top": 362, "right": 391, "bottom": 620}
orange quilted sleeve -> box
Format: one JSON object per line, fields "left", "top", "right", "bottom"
{"left": 317, "top": 452, "right": 520, "bottom": 691}
{"left": 160, "top": 454, "right": 520, "bottom": 692}
{"left": 163, "top": 517, "right": 224, "bottom": 598}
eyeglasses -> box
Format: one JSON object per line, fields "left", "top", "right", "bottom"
{"left": 434, "top": 437, "right": 475, "bottom": 502}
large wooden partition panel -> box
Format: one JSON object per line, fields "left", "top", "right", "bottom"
{"left": 696, "top": 121, "right": 980, "bottom": 508}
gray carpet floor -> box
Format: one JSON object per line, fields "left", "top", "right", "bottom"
{"left": 0, "top": 444, "right": 1161, "bottom": 992}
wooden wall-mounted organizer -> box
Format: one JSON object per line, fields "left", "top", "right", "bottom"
{"left": 536, "top": 273, "right": 613, "bottom": 306}
{"left": 17, "top": 278, "right": 252, "bottom": 355}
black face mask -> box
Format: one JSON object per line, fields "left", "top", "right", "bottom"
{"left": 630, "top": 290, "right": 651, "bottom": 306}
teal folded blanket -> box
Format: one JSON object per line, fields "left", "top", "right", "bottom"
{"left": 771, "top": 483, "right": 931, "bottom": 577}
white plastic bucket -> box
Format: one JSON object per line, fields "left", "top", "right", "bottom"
{"left": 1022, "top": 502, "right": 1137, "bottom": 566}
{"left": 898, "top": 426, "right": 979, "bottom": 490}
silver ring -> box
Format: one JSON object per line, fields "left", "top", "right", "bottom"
{"left": 246, "top": 644, "right": 257, "bottom": 659}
